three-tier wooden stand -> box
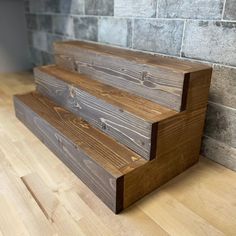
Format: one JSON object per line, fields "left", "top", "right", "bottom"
{"left": 14, "top": 41, "right": 212, "bottom": 213}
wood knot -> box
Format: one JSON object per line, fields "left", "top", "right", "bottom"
{"left": 69, "top": 86, "right": 76, "bottom": 98}
{"left": 141, "top": 71, "right": 148, "bottom": 81}
{"left": 73, "top": 60, "right": 79, "bottom": 72}
{"left": 101, "top": 122, "right": 107, "bottom": 130}
{"left": 131, "top": 156, "right": 139, "bottom": 162}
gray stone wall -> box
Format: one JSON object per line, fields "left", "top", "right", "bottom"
{"left": 24, "top": 0, "right": 236, "bottom": 171}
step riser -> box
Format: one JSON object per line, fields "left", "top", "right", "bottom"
{"left": 54, "top": 44, "right": 186, "bottom": 111}
{"left": 14, "top": 96, "right": 124, "bottom": 213}
{"left": 35, "top": 68, "right": 155, "bottom": 160}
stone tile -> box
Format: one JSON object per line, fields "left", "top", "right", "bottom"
{"left": 201, "top": 136, "right": 236, "bottom": 171}
{"left": 204, "top": 102, "right": 236, "bottom": 148}
{"left": 29, "top": 47, "right": 43, "bottom": 66}
{"left": 25, "top": 14, "right": 37, "bottom": 30}
{"left": 52, "top": 15, "right": 74, "bottom": 37}
{"left": 29, "top": 0, "right": 44, "bottom": 13}
{"left": 182, "top": 21, "right": 236, "bottom": 66}
{"left": 85, "top": 0, "right": 114, "bottom": 16}
{"left": 157, "top": 0, "right": 224, "bottom": 19}
{"left": 224, "top": 0, "right": 236, "bottom": 20}
{"left": 59, "top": 0, "right": 85, "bottom": 15}
{"left": 74, "top": 17, "right": 98, "bottom": 41}
{"left": 44, "top": 0, "right": 60, "bottom": 13}
{"left": 37, "top": 15, "right": 52, "bottom": 32}
{"left": 209, "top": 65, "right": 236, "bottom": 109}
{"left": 32, "top": 31, "right": 48, "bottom": 52}
{"left": 98, "top": 18, "right": 132, "bottom": 47}
{"left": 114, "top": 0, "right": 157, "bottom": 17}
{"left": 133, "top": 19, "right": 184, "bottom": 56}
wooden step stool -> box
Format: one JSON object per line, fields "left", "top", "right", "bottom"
{"left": 14, "top": 41, "right": 212, "bottom": 213}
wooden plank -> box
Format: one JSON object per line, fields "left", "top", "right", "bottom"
{"left": 21, "top": 173, "right": 86, "bottom": 236}
{"left": 166, "top": 169, "right": 236, "bottom": 235}
{"left": 0, "top": 195, "right": 30, "bottom": 236}
{"left": 139, "top": 192, "right": 224, "bottom": 236}
{"left": 69, "top": 186, "right": 169, "bottom": 236}
{"left": 156, "top": 108, "right": 207, "bottom": 156}
{"left": 14, "top": 92, "right": 146, "bottom": 213}
{"left": 54, "top": 41, "right": 211, "bottom": 111}
{"left": 186, "top": 69, "right": 212, "bottom": 111}
{"left": 0, "top": 165, "right": 55, "bottom": 236}
{"left": 58, "top": 190, "right": 115, "bottom": 236}
{"left": 35, "top": 65, "right": 176, "bottom": 160}
{"left": 123, "top": 135, "right": 202, "bottom": 208}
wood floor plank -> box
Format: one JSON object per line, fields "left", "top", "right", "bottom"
{"left": 0, "top": 195, "right": 30, "bottom": 236}
{"left": 139, "top": 191, "right": 224, "bottom": 236}
{"left": 0, "top": 167, "right": 55, "bottom": 236}
{"left": 167, "top": 181, "right": 236, "bottom": 235}
{"left": 58, "top": 190, "right": 114, "bottom": 236}
{"left": 0, "top": 133, "right": 31, "bottom": 177}
{"left": 71, "top": 184, "right": 169, "bottom": 236}
{"left": 21, "top": 173, "right": 86, "bottom": 236}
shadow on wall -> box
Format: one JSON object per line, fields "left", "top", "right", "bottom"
{"left": 0, "top": 0, "right": 31, "bottom": 73}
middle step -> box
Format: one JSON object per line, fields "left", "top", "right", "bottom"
{"left": 35, "top": 65, "right": 176, "bottom": 160}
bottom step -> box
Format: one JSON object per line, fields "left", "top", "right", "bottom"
{"left": 14, "top": 92, "right": 146, "bottom": 213}
{"left": 14, "top": 92, "right": 201, "bottom": 213}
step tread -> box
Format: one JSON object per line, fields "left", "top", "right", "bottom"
{"left": 14, "top": 92, "right": 147, "bottom": 177}
{"left": 36, "top": 65, "right": 177, "bottom": 123}
{"left": 55, "top": 41, "right": 209, "bottom": 73}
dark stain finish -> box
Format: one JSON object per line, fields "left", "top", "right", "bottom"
{"left": 14, "top": 92, "right": 146, "bottom": 213}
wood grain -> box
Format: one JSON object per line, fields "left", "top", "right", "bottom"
{"left": 35, "top": 65, "right": 176, "bottom": 160}
{"left": 156, "top": 108, "right": 206, "bottom": 156}
{"left": 186, "top": 69, "right": 212, "bottom": 111}
{"left": 54, "top": 41, "right": 211, "bottom": 111}
{"left": 123, "top": 135, "right": 202, "bottom": 208}
{"left": 12, "top": 40, "right": 212, "bottom": 214}
{"left": 14, "top": 92, "right": 146, "bottom": 213}
{"left": 0, "top": 195, "right": 29, "bottom": 236}
{"left": 21, "top": 173, "right": 86, "bottom": 236}
{"left": 13, "top": 91, "right": 209, "bottom": 213}
{"left": 4, "top": 72, "right": 236, "bottom": 235}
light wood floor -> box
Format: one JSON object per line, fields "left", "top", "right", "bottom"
{"left": 0, "top": 72, "right": 236, "bottom": 236}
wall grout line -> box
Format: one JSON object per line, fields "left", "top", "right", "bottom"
{"left": 180, "top": 20, "right": 186, "bottom": 57}
{"left": 131, "top": 18, "right": 134, "bottom": 49}
{"left": 24, "top": 12, "right": 236, "bottom": 23}
{"left": 221, "top": 0, "right": 227, "bottom": 20}
{"left": 155, "top": 0, "right": 159, "bottom": 18}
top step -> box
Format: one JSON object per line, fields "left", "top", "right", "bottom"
{"left": 54, "top": 40, "right": 211, "bottom": 112}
